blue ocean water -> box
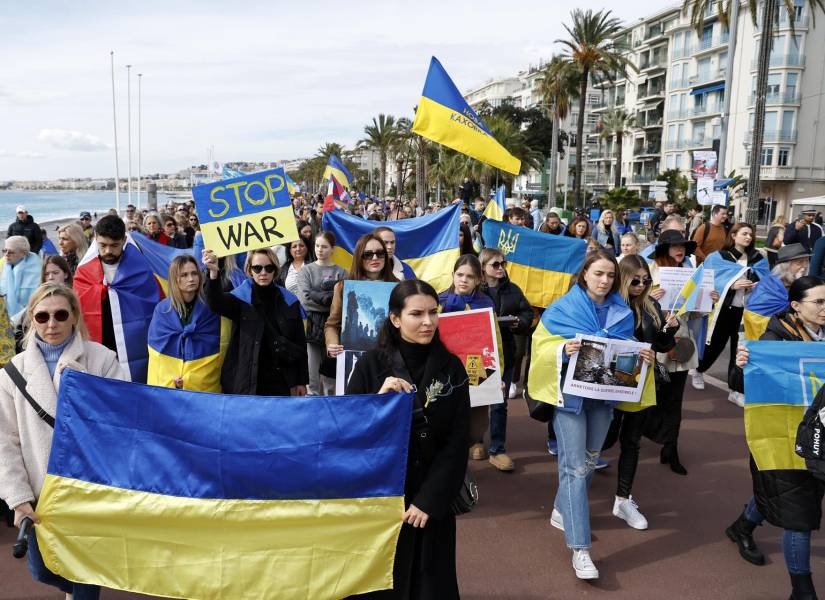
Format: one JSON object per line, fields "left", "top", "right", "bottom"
{"left": 0, "top": 190, "right": 184, "bottom": 224}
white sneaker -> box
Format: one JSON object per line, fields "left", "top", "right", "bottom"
{"left": 550, "top": 507, "right": 564, "bottom": 531}
{"left": 691, "top": 371, "right": 705, "bottom": 390}
{"left": 613, "top": 496, "right": 649, "bottom": 530}
{"left": 728, "top": 390, "right": 745, "bottom": 407}
{"left": 508, "top": 383, "right": 522, "bottom": 399}
{"left": 572, "top": 549, "right": 599, "bottom": 579}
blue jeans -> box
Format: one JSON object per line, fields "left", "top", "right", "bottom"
{"left": 489, "top": 367, "right": 514, "bottom": 455}
{"left": 553, "top": 400, "right": 614, "bottom": 549}
{"left": 744, "top": 497, "right": 812, "bottom": 575}
{"left": 28, "top": 529, "right": 100, "bottom": 599}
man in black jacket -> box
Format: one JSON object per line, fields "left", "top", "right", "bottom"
{"left": 6, "top": 206, "right": 42, "bottom": 254}
{"left": 784, "top": 205, "right": 824, "bottom": 252}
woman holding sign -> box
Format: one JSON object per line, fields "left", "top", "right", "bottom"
{"left": 346, "top": 279, "right": 470, "bottom": 600}
{"left": 732, "top": 276, "right": 825, "bottom": 600}
{"left": 529, "top": 248, "right": 647, "bottom": 579}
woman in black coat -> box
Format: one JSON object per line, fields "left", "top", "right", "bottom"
{"left": 347, "top": 279, "right": 470, "bottom": 600}
{"left": 731, "top": 276, "right": 825, "bottom": 600}
{"left": 203, "top": 248, "right": 308, "bottom": 396}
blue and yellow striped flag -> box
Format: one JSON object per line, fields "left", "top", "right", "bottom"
{"left": 323, "top": 154, "right": 353, "bottom": 189}
{"left": 131, "top": 232, "right": 192, "bottom": 295}
{"left": 672, "top": 264, "right": 707, "bottom": 317}
{"left": 322, "top": 203, "right": 461, "bottom": 292}
{"left": 743, "top": 340, "right": 825, "bottom": 470}
{"left": 482, "top": 184, "right": 506, "bottom": 221}
{"left": 36, "top": 370, "right": 412, "bottom": 600}
{"left": 743, "top": 273, "right": 788, "bottom": 340}
{"left": 285, "top": 171, "right": 298, "bottom": 194}
{"left": 412, "top": 57, "right": 521, "bottom": 175}
{"left": 482, "top": 219, "right": 586, "bottom": 307}
{"left": 702, "top": 251, "right": 750, "bottom": 339}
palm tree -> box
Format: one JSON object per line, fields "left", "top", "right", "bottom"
{"left": 538, "top": 56, "right": 580, "bottom": 205}
{"left": 599, "top": 108, "right": 636, "bottom": 189}
{"left": 358, "top": 114, "right": 399, "bottom": 199}
{"left": 557, "top": 9, "right": 636, "bottom": 207}
{"left": 681, "top": 0, "right": 824, "bottom": 223}
{"left": 391, "top": 117, "right": 413, "bottom": 199}
{"left": 315, "top": 142, "right": 345, "bottom": 163}
{"left": 429, "top": 151, "right": 467, "bottom": 195}
{"left": 468, "top": 115, "right": 543, "bottom": 198}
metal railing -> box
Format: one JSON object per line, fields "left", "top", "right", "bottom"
{"left": 664, "top": 139, "right": 691, "bottom": 150}
{"left": 748, "top": 90, "right": 801, "bottom": 106}
{"left": 631, "top": 173, "right": 657, "bottom": 183}
{"left": 751, "top": 54, "right": 805, "bottom": 70}
{"left": 634, "top": 144, "right": 662, "bottom": 156}
{"left": 688, "top": 69, "right": 726, "bottom": 86}
{"left": 746, "top": 129, "right": 798, "bottom": 143}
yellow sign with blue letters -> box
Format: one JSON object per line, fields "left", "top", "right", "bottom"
{"left": 192, "top": 167, "right": 299, "bottom": 258}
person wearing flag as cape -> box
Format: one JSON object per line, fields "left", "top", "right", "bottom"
{"left": 731, "top": 276, "right": 825, "bottom": 600}
{"left": 73, "top": 216, "right": 160, "bottom": 384}
{"left": 528, "top": 248, "right": 653, "bottom": 580}
{"left": 147, "top": 255, "right": 224, "bottom": 392}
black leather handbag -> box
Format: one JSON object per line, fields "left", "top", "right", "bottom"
{"left": 524, "top": 388, "right": 554, "bottom": 423}
{"left": 450, "top": 470, "right": 479, "bottom": 515}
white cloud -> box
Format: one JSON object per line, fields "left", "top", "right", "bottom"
{"left": 38, "top": 129, "right": 109, "bottom": 152}
{"left": 0, "top": 149, "right": 45, "bottom": 159}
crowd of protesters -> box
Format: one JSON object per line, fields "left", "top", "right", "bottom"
{"left": 1, "top": 186, "right": 824, "bottom": 599}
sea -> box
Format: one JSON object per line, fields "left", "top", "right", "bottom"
{"left": 0, "top": 190, "right": 185, "bottom": 224}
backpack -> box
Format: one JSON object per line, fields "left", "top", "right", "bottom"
{"left": 795, "top": 383, "right": 825, "bottom": 481}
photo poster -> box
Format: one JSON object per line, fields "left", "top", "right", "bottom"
{"left": 437, "top": 308, "right": 504, "bottom": 408}
{"left": 657, "top": 266, "right": 715, "bottom": 313}
{"left": 563, "top": 334, "right": 651, "bottom": 403}
{"left": 335, "top": 280, "right": 398, "bottom": 395}
{"left": 696, "top": 177, "right": 715, "bottom": 206}
{"left": 710, "top": 189, "right": 728, "bottom": 206}
{"left": 692, "top": 150, "right": 718, "bottom": 179}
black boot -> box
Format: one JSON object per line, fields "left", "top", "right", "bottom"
{"left": 789, "top": 572, "right": 818, "bottom": 600}
{"left": 725, "top": 511, "right": 765, "bottom": 566}
{"left": 660, "top": 445, "right": 687, "bottom": 475}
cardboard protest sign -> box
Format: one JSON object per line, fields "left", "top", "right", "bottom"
{"left": 438, "top": 308, "right": 503, "bottom": 407}
{"left": 658, "top": 266, "right": 715, "bottom": 313}
{"left": 192, "top": 167, "right": 299, "bottom": 257}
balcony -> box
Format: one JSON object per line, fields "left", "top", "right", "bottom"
{"left": 689, "top": 69, "right": 726, "bottom": 87}
{"left": 640, "top": 57, "right": 668, "bottom": 72}
{"left": 637, "top": 84, "right": 666, "bottom": 101}
{"left": 664, "top": 139, "right": 692, "bottom": 150}
{"left": 686, "top": 104, "right": 723, "bottom": 119}
{"left": 669, "top": 77, "right": 690, "bottom": 90}
{"left": 645, "top": 25, "right": 665, "bottom": 41}
{"left": 745, "top": 129, "right": 798, "bottom": 143}
{"left": 747, "top": 90, "right": 801, "bottom": 107}
{"left": 634, "top": 143, "right": 662, "bottom": 157}
{"left": 757, "top": 13, "right": 810, "bottom": 31}
{"left": 692, "top": 33, "right": 730, "bottom": 55}
{"left": 688, "top": 135, "right": 712, "bottom": 148}
{"left": 631, "top": 173, "right": 657, "bottom": 184}
{"left": 637, "top": 112, "right": 663, "bottom": 128}
{"left": 750, "top": 54, "right": 805, "bottom": 70}
{"left": 760, "top": 166, "right": 796, "bottom": 180}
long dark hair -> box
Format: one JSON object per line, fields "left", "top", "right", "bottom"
{"left": 789, "top": 276, "right": 825, "bottom": 305}
{"left": 377, "top": 279, "right": 442, "bottom": 353}
{"left": 348, "top": 232, "right": 397, "bottom": 282}
{"left": 448, "top": 254, "right": 483, "bottom": 294}
{"left": 723, "top": 222, "right": 756, "bottom": 253}
{"left": 459, "top": 223, "right": 476, "bottom": 256}
{"left": 576, "top": 247, "right": 620, "bottom": 295}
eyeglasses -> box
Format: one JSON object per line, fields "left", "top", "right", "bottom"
{"left": 250, "top": 264, "right": 276, "bottom": 274}
{"left": 362, "top": 250, "right": 386, "bottom": 260}
{"left": 800, "top": 299, "right": 825, "bottom": 310}
{"left": 630, "top": 277, "right": 653, "bottom": 287}
{"left": 2, "top": 248, "right": 16, "bottom": 255}
{"left": 490, "top": 260, "right": 507, "bottom": 269}
{"left": 33, "top": 309, "right": 70, "bottom": 324}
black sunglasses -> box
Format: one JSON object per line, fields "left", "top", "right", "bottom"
{"left": 490, "top": 260, "right": 507, "bottom": 269}
{"left": 33, "top": 309, "right": 70, "bottom": 324}
{"left": 250, "top": 264, "right": 276, "bottom": 274}
{"left": 630, "top": 277, "right": 653, "bottom": 287}
{"left": 362, "top": 250, "right": 386, "bottom": 260}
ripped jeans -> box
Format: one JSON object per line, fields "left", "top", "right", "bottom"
{"left": 553, "top": 400, "right": 614, "bottom": 549}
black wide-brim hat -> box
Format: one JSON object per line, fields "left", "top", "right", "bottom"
{"left": 654, "top": 229, "right": 697, "bottom": 257}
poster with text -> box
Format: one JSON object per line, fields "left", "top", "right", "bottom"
{"left": 658, "top": 267, "right": 715, "bottom": 313}
{"left": 438, "top": 308, "right": 503, "bottom": 407}
{"left": 563, "top": 335, "right": 651, "bottom": 403}
{"left": 697, "top": 177, "right": 715, "bottom": 206}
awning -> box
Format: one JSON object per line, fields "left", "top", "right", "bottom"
{"left": 691, "top": 81, "right": 725, "bottom": 96}
{"left": 641, "top": 100, "right": 664, "bottom": 110}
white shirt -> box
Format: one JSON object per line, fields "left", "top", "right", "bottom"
{"left": 101, "top": 261, "right": 118, "bottom": 285}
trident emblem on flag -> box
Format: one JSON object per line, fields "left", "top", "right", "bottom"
{"left": 498, "top": 229, "right": 520, "bottom": 257}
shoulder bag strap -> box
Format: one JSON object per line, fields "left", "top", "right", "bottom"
{"left": 3, "top": 362, "right": 54, "bottom": 428}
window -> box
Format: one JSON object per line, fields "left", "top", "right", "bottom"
{"left": 675, "top": 153, "right": 683, "bottom": 169}
{"left": 702, "top": 25, "right": 713, "bottom": 46}
{"left": 589, "top": 94, "right": 600, "bottom": 105}
{"left": 719, "top": 52, "right": 728, "bottom": 72}
{"left": 670, "top": 94, "right": 679, "bottom": 110}
{"left": 712, "top": 121, "right": 722, "bottom": 139}
{"left": 764, "top": 111, "right": 778, "bottom": 132}
{"left": 570, "top": 134, "right": 577, "bottom": 148}
{"left": 767, "top": 73, "right": 782, "bottom": 96}
{"left": 674, "top": 31, "right": 683, "bottom": 51}
{"left": 761, "top": 148, "right": 774, "bottom": 166}
{"left": 770, "top": 35, "right": 786, "bottom": 60}
{"left": 693, "top": 121, "right": 706, "bottom": 143}
{"left": 782, "top": 110, "right": 794, "bottom": 135}
{"left": 794, "top": 0, "right": 804, "bottom": 22}
{"left": 787, "top": 72, "right": 798, "bottom": 97}
{"left": 778, "top": 147, "right": 790, "bottom": 166}
{"left": 791, "top": 34, "right": 802, "bottom": 55}
{"left": 697, "top": 58, "right": 711, "bottom": 81}
{"left": 667, "top": 154, "right": 676, "bottom": 168}
{"left": 667, "top": 124, "right": 676, "bottom": 141}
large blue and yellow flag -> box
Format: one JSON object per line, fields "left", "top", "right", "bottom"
{"left": 37, "top": 370, "right": 412, "bottom": 600}
{"left": 702, "top": 251, "right": 749, "bottom": 340}
{"left": 322, "top": 203, "right": 461, "bottom": 292}
{"left": 482, "top": 185, "right": 506, "bottom": 221}
{"left": 672, "top": 264, "right": 708, "bottom": 316}
{"left": 284, "top": 171, "right": 298, "bottom": 194}
{"left": 131, "top": 232, "right": 192, "bottom": 295}
{"left": 412, "top": 57, "right": 521, "bottom": 175}
{"left": 482, "top": 219, "right": 586, "bottom": 307}
{"left": 323, "top": 154, "right": 353, "bottom": 189}
{"left": 743, "top": 273, "right": 788, "bottom": 340}
{"left": 743, "top": 340, "right": 825, "bottom": 471}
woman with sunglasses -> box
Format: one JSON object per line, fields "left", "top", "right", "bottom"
{"left": 325, "top": 233, "right": 398, "bottom": 360}
{"left": 730, "top": 276, "right": 825, "bottom": 600}
{"left": 0, "top": 283, "right": 126, "bottom": 600}
{"left": 478, "top": 248, "right": 532, "bottom": 471}
{"left": 203, "top": 248, "right": 308, "bottom": 396}
{"left": 603, "top": 256, "right": 678, "bottom": 530}
{"left": 56, "top": 223, "right": 87, "bottom": 275}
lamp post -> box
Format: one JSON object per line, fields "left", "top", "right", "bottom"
{"left": 137, "top": 73, "right": 142, "bottom": 210}
{"left": 110, "top": 51, "right": 121, "bottom": 213}
{"left": 126, "top": 64, "right": 133, "bottom": 208}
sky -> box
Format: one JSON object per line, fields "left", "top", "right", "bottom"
{"left": 0, "top": 0, "right": 662, "bottom": 180}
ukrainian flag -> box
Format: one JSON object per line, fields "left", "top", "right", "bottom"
{"left": 702, "top": 251, "right": 749, "bottom": 339}
{"left": 412, "top": 57, "right": 521, "bottom": 175}
{"left": 36, "top": 370, "right": 412, "bottom": 600}
{"left": 743, "top": 340, "right": 825, "bottom": 470}
{"left": 673, "top": 264, "right": 707, "bottom": 316}
{"left": 482, "top": 185, "right": 506, "bottom": 221}
{"left": 285, "top": 171, "right": 298, "bottom": 195}
{"left": 323, "top": 154, "right": 353, "bottom": 189}
{"left": 147, "top": 299, "right": 226, "bottom": 392}
{"left": 131, "top": 232, "right": 192, "bottom": 295}
{"left": 322, "top": 203, "right": 461, "bottom": 292}
{"left": 481, "top": 219, "right": 586, "bottom": 307}
{"left": 743, "top": 273, "right": 788, "bottom": 340}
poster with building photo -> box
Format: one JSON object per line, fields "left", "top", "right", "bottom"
{"left": 657, "top": 267, "right": 715, "bottom": 313}
{"left": 563, "top": 335, "right": 651, "bottom": 403}
{"left": 335, "top": 280, "right": 398, "bottom": 395}
{"left": 692, "top": 150, "right": 717, "bottom": 179}
{"left": 437, "top": 308, "right": 503, "bottom": 408}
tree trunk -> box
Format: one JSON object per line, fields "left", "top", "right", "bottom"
{"left": 614, "top": 131, "right": 623, "bottom": 189}
{"left": 573, "top": 68, "right": 589, "bottom": 208}
{"left": 379, "top": 153, "right": 387, "bottom": 199}
{"left": 747, "top": 0, "right": 776, "bottom": 225}
{"left": 549, "top": 113, "right": 559, "bottom": 208}
{"left": 395, "top": 159, "right": 404, "bottom": 199}
{"left": 415, "top": 137, "right": 427, "bottom": 209}
{"left": 480, "top": 175, "right": 491, "bottom": 202}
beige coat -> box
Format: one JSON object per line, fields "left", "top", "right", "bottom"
{"left": 0, "top": 334, "right": 126, "bottom": 509}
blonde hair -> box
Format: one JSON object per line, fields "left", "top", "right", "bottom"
{"left": 24, "top": 283, "right": 88, "bottom": 347}
{"left": 244, "top": 248, "right": 280, "bottom": 279}
{"left": 167, "top": 255, "right": 203, "bottom": 318}
{"left": 58, "top": 223, "right": 89, "bottom": 257}
{"left": 596, "top": 209, "right": 614, "bottom": 233}
{"left": 773, "top": 214, "right": 787, "bottom": 226}
{"left": 618, "top": 256, "right": 661, "bottom": 329}
{"left": 620, "top": 232, "right": 640, "bottom": 254}
{"left": 478, "top": 247, "right": 505, "bottom": 269}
